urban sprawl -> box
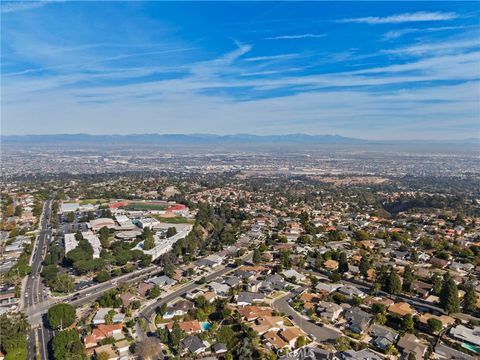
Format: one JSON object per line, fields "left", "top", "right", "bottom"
{"left": 1, "top": 151, "right": 479, "bottom": 360}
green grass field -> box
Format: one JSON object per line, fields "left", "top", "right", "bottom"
{"left": 152, "top": 215, "right": 194, "bottom": 224}
{"left": 5, "top": 347, "right": 27, "bottom": 360}
{"left": 123, "top": 203, "right": 168, "bottom": 211}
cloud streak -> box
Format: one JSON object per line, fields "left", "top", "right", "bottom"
{"left": 1, "top": 1, "right": 51, "bottom": 13}
{"left": 266, "top": 33, "right": 326, "bottom": 40}
{"left": 339, "top": 11, "right": 458, "bottom": 24}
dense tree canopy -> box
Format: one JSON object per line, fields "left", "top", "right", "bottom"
{"left": 47, "top": 303, "right": 76, "bottom": 330}
{"left": 52, "top": 330, "right": 86, "bottom": 360}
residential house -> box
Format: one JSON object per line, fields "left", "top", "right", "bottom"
{"left": 397, "top": 333, "right": 429, "bottom": 360}
{"left": 166, "top": 319, "right": 202, "bottom": 334}
{"left": 181, "top": 335, "right": 209, "bottom": 354}
{"left": 237, "top": 292, "right": 265, "bottom": 306}
{"left": 92, "top": 308, "right": 125, "bottom": 325}
{"left": 317, "top": 301, "right": 343, "bottom": 322}
{"left": 209, "top": 282, "right": 230, "bottom": 296}
{"left": 279, "top": 327, "right": 305, "bottom": 348}
{"left": 237, "top": 306, "right": 273, "bottom": 321}
{"left": 388, "top": 302, "right": 416, "bottom": 317}
{"left": 434, "top": 342, "right": 476, "bottom": 360}
{"left": 315, "top": 282, "right": 341, "bottom": 294}
{"left": 324, "top": 260, "right": 339, "bottom": 271}
{"left": 263, "top": 330, "right": 289, "bottom": 351}
{"left": 149, "top": 275, "right": 176, "bottom": 287}
{"left": 412, "top": 280, "right": 432, "bottom": 299}
{"left": 212, "top": 343, "right": 228, "bottom": 355}
{"left": 164, "top": 299, "right": 194, "bottom": 319}
{"left": 251, "top": 316, "right": 285, "bottom": 334}
{"left": 337, "top": 285, "right": 366, "bottom": 299}
{"left": 449, "top": 325, "right": 480, "bottom": 347}
{"left": 342, "top": 349, "right": 383, "bottom": 360}
{"left": 418, "top": 313, "right": 455, "bottom": 330}
{"left": 369, "top": 324, "right": 399, "bottom": 351}
{"left": 282, "top": 269, "right": 306, "bottom": 282}
{"left": 344, "top": 307, "right": 372, "bottom": 334}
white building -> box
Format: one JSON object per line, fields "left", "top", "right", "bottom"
{"left": 137, "top": 217, "right": 161, "bottom": 230}
{"left": 64, "top": 231, "right": 102, "bottom": 258}
{"left": 134, "top": 224, "right": 192, "bottom": 260}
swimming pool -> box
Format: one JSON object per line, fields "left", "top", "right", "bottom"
{"left": 202, "top": 322, "right": 211, "bottom": 331}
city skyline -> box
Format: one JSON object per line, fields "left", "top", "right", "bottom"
{"left": 2, "top": 1, "right": 480, "bottom": 139}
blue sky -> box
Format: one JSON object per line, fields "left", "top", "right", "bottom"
{"left": 1, "top": 1, "right": 479, "bottom": 139}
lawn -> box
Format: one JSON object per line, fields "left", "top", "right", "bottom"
{"left": 152, "top": 215, "right": 194, "bottom": 224}
{"left": 122, "top": 203, "right": 168, "bottom": 211}
{"left": 5, "top": 347, "right": 27, "bottom": 360}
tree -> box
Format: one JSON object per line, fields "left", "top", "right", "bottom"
{"left": 236, "top": 337, "right": 254, "bottom": 360}
{"left": 295, "top": 336, "right": 307, "bottom": 348}
{"left": 95, "top": 270, "right": 111, "bottom": 283}
{"left": 99, "top": 226, "right": 111, "bottom": 248}
{"left": 427, "top": 318, "right": 443, "bottom": 333}
{"left": 439, "top": 273, "right": 460, "bottom": 314}
{"left": 48, "top": 303, "right": 76, "bottom": 330}
{"left": 374, "top": 312, "right": 387, "bottom": 325}
{"left": 52, "top": 329, "right": 86, "bottom": 360}
{"left": 432, "top": 274, "right": 442, "bottom": 295}
{"left": 0, "top": 312, "right": 29, "bottom": 355}
{"left": 252, "top": 248, "right": 261, "bottom": 264}
{"left": 338, "top": 252, "right": 349, "bottom": 273}
{"left": 383, "top": 269, "right": 402, "bottom": 295}
{"left": 143, "top": 237, "right": 155, "bottom": 251}
{"left": 463, "top": 283, "right": 478, "bottom": 313}
{"left": 402, "top": 265, "right": 414, "bottom": 293}
{"left": 51, "top": 273, "right": 75, "bottom": 293}
{"left": 140, "top": 255, "right": 152, "bottom": 267}
{"left": 136, "top": 337, "right": 163, "bottom": 360}
{"left": 355, "top": 230, "right": 369, "bottom": 241}
{"left": 166, "top": 227, "right": 177, "bottom": 238}
{"left": 157, "top": 303, "right": 167, "bottom": 317}
{"left": 41, "top": 264, "right": 59, "bottom": 283}
{"left": 66, "top": 212, "right": 75, "bottom": 223}
{"left": 14, "top": 205, "right": 23, "bottom": 217}
{"left": 359, "top": 255, "right": 370, "bottom": 278}
{"left": 168, "top": 321, "right": 185, "bottom": 350}
{"left": 402, "top": 314, "right": 415, "bottom": 333}
{"left": 148, "top": 285, "right": 161, "bottom": 299}
{"left": 217, "top": 326, "right": 236, "bottom": 350}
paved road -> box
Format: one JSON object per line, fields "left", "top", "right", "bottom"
{"left": 26, "top": 265, "right": 160, "bottom": 324}
{"left": 272, "top": 289, "right": 343, "bottom": 343}
{"left": 25, "top": 200, "right": 53, "bottom": 360}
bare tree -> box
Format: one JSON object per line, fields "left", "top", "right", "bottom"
{"left": 136, "top": 337, "right": 163, "bottom": 360}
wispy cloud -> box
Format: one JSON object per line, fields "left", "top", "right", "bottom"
{"left": 1, "top": 1, "right": 51, "bottom": 13}
{"left": 339, "top": 11, "right": 458, "bottom": 24}
{"left": 382, "top": 26, "right": 468, "bottom": 40}
{"left": 382, "top": 38, "right": 479, "bottom": 56}
{"left": 266, "top": 33, "right": 326, "bottom": 40}
{"left": 244, "top": 53, "right": 298, "bottom": 62}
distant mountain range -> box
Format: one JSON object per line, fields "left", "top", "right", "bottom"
{"left": 2, "top": 133, "right": 364, "bottom": 144}
{"left": 1, "top": 133, "right": 478, "bottom": 146}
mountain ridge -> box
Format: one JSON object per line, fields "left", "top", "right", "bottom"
{"left": 2, "top": 133, "right": 478, "bottom": 145}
